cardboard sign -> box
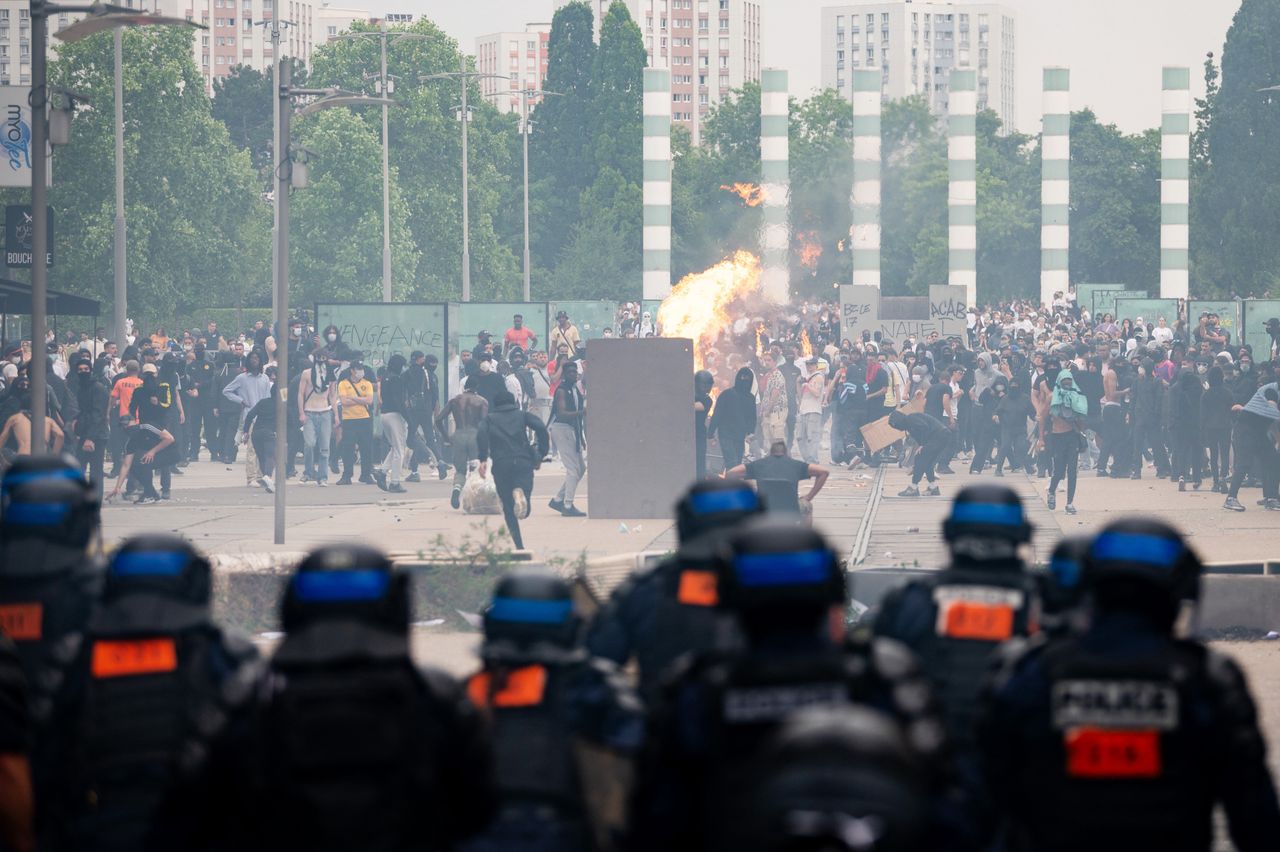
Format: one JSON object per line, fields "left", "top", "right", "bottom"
{"left": 1065, "top": 728, "right": 1161, "bottom": 778}
{"left": 858, "top": 395, "right": 924, "bottom": 454}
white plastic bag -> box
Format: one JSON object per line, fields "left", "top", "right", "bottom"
{"left": 460, "top": 460, "right": 502, "bottom": 515}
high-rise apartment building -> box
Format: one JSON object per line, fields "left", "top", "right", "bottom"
{"left": 175, "top": 0, "right": 316, "bottom": 92}
{"left": 474, "top": 23, "right": 551, "bottom": 114}
{"left": 820, "top": 1, "right": 1015, "bottom": 131}
{"left": 555, "top": 0, "right": 763, "bottom": 142}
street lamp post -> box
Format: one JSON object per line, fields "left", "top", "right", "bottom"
{"left": 335, "top": 24, "right": 431, "bottom": 303}
{"left": 273, "top": 61, "right": 393, "bottom": 544}
{"left": 30, "top": 3, "right": 201, "bottom": 455}
{"left": 255, "top": 17, "right": 293, "bottom": 320}
{"left": 421, "top": 62, "right": 506, "bottom": 302}
{"left": 516, "top": 88, "right": 561, "bottom": 302}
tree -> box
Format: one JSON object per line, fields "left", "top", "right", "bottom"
{"left": 288, "top": 109, "right": 419, "bottom": 305}
{"left": 529, "top": 1, "right": 598, "bottom": 276}
{"left": 975, "top": 110, "right": 1039, "bottom": 303}
{"left": 211, "top": 60, "right": 307, "bottom": 182}
{"left": 1068, "top": 109, "right": 1160, "bottom": 291}
{"left": 47, "top": 28, "right": 267, "bottom": 327}
{"left": 1193, "top": 0, "right": 1280, "bottom": 297}
{"left": 880, "top": 96, "right": 946, "bottom": 295}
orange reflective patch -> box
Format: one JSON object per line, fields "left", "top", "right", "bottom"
{"left": 467, "top": 665, "right": 547, "bottom": 709}
{"left": 677, "top": 570, "right": 719, "bottom": 607}
{"left": 1065, "top": 728, "right": 1161, "bottom": 778}
{"left": 940, "top": 601, "right": 1015, "bottom": 641}
{"left": 91, "top": 638, "right": 178, "bottom": 678}
{"left": 0, "top": 603, "right": 43, "bottom": 641}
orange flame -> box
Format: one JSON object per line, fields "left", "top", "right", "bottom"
{"left": 755, "top": 323, "right": 765, "bottom": 357}
{"left": 658, "top": 251, "right": 763, "bottom": 371}
{"left": 800, "top": 329, "right": 813, "bottom": 358}
{"left": 720, "top": 182, "right": 765, "bottom": 207}
{"left": 797, "top": 230, "right": 823, "bottom": 272}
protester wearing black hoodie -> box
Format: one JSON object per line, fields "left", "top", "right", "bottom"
{"left": 1201, "top": 366, "right": 1234, "bottom": 492}
{"left": 694, "top": 370, "right": 714, "bottom": 479}
{"left": 476, "top": 390, "right": 549, "bottom": 550}
{"left": 1168, "top": 369, "right": 1204, "bottom": 490}
{"left": 212, "top": 350, "right": 245, "bottom": 462}
{"left": 70, "top": 353, "right": 110, "bottom": 499}
{"left": 708, "top": 367, "right": 757, "bottom": 471}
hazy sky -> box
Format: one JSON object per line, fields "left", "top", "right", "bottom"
{"left": 381, "top": 0, "right": 1242, "bottom": 134}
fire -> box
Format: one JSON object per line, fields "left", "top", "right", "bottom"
{"left": 720, "top": 182, "right": 765, "bottom": 207}
{"left": 837, "top": 238, "right": 846, "bottom": 252}
{"left": 797, "top": 230, "right": 823, "bottom": 272}
{"left": 659, "top": 251, "right": 763, "bottom": 371}
{"left": 800, "top": 329, "right": 813, "bottom": 358}
{"left": 754, "top": 322, "right": 765, "bottom": 356}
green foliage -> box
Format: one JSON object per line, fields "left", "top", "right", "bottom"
{"left": 1192, "top": 0, "right": 1280, "bottom": 297}
{"left": 211, "top": 60, "right": 307, "bottom": 182}
{"left": 48, "top": 28, "right": 267, "bottom": 329}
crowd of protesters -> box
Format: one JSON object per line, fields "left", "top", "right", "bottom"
{"left": 0, "top": 313, "right": 593, "bottom": 531}
{"left": 694, "top": 291, "right": 1280, "bottom": 514}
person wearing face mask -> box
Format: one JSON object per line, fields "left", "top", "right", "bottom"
{"left": 1040, "top": 368, "right": 1087, "bottom": 514}
{"left": 183, "top": 340, "right": 215, "bottom": 462}
{"left": 1201, "top": 366, "right": 1234, "bottom": 494}
{"left": 1224, "top": 380, "right": 1280, "bottom": 512}
{"left": 468, "top": 357, "right": 506, "bottom": 408}
{"left": 337, "top": 362, "right": 377, "bottom": 486}
{"left": 222, "top": 350, "right": 271, "bottom": 487}
{"left": 68, "top": 354, "right": 111, "bottom": 500}
{"left": 1131, "top": 358, "right": 1169, "bottom": 480}
{"left": 1168, "top": 370, "right": 1204, "bottom": 492}
{"left": 694, "top": 370, "right": 714, "bottom": 479}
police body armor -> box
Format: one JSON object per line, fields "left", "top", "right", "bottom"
{"left": 0, "top": 472, "right": 104, "bottom": 731}
{"left": 636, "top": 543, "right": 724, "bottom": 703}
{"left": 257, "top": 624, "right": 457, "bottom": 852}
{"left": 900, "top": 567, "right": 1036, "bottom": 751}
{"left": 1012, "top": 635, "right": 1221, "bottom": 850}
{"left": 53, "top": 561, "right": 256, "bottom": 851}
{"left": 690, "top": 637, "right": 934, "bottom": 852}
{"left": 466, "top": 656, "right": 593, "bottom": 851}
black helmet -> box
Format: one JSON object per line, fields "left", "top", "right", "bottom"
{"left": 943, "top": 484, "right": 1031, "bottom": 545}
{"left": 1, "top": 453, "right": 87, "bottom": 511}
{"left": 281, "top": 544, "right": 408, "bottom": 635}
{"left": 675, "top": 479, "right": 763, "bottom": 544}
{"left": 0, "top": 476, "right": 97, "bottom": 548}
{"left": 1040, "top": 536, "right": 1090, "bottom": 615}
{"left": 483, "top": 567, "right": 580, "bottom": 650}
{"left": 1085, "top": 518, "right": 1201, "bottom": 607}
{"left": 741, "top": 706, "right": 932, "bottom": 852}
{"left": 105, "top": 534, "right": 211, "bottom": 606}
{"left": 718, "top": 519, "right": 844, "bottom": 618}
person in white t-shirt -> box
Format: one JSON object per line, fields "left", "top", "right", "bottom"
{"left": 1151, "top": 316, "right": 1175, "bottom": 345}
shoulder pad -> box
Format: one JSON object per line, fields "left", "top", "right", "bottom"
{"left": 219, "top": 627, "right": 262, "bottom": 665}
{"left": 987, "top": 633, "right": 1051, "bottom": 693}
{"left": 1197, "top": 644, "right": 1247, "bottom": 691}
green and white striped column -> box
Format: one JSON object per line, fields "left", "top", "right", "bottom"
{"left": 760, "top": 68, "right": 789, "bottom": 303}
{"left": 1161, "top": 66, "right": 1190, "bottom": 300}
{"left": 1041, "top": 67, "right": 1070, "bottom": 308}
{"left": 643, "top": 68, "right": 672, "bottom": 300}
{"left": 948, "top": 69, "right": 977, "bottom": 306}
{"left": 851, "top": 69, "right": 881, "bottom": 289}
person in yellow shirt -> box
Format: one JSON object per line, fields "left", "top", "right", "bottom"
{"left": 336, "top": 362, "right": 375, "bottom": 485}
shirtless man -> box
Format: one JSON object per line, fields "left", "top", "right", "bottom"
{"left": 0, "top": 403, "right": 64, "bottom": 458}
{"left": 434, "top": 382, "right": 489, "bottom": 509}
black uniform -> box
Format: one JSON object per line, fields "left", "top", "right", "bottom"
{"left": 42, "top": 535, "right": 259, "bottom": 852}
{"left": 464, "top": 569, "right": 642, "bottom": 852}
{"left": 979, "top": 519, "right": 1280, "bottom": 852}
{"left": 166, "top": 544, "right": 494, "bottom": 852}
{"left": 183, "top": 349, "right": 216, "bottom": 461}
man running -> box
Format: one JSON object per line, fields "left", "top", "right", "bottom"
{"left": 435, "top": 382, "right": 489, "bottom": 510}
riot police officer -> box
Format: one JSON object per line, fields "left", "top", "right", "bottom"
{"left": 42, "top": 534, "right": 258, "bottom": 852}
{"left": 0, "top": 631, "right": 33, "bottom": 852}
{"left": 165, "top": 543, "right": 494, "bottom": 852}
{"left": 586, "top": 479, "right": 763, "bottom": 705}
{"left": 629, "top": 519, "right": 949, "bottom": 852}
{"left": 464, "top": 568, "right": 642, "bottom": 852}
{"left": 1037, "top": 536, "right": 1090, "bottom": 638}
{"left": 873, "top": 484, "right": 1039, "bottom": 753}
{"left": 0, "top": 457, "right": 104, "bottom": 794}
{"left": 978, "top": 518, "right": 1280, "bottom": 852}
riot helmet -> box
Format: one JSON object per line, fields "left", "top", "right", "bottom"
{"left": 942, "top": 485, "right": 1031, "bottom": 567}
{"left": 281, "top": 544, "right": 408, "bottom": 635}
{"left": 675, "top": 478, "right": 764, "bottom": 544}
{"left": 717, "top": 519, "right": 844, "bottom": 628}
{"left": 1040, "top": 536, "right": 1090, "bottom": 617}
{"left": 1, "top": 453, "right": 87, "bottom": 511}
{"left": 483, "top": 567, "right": 581, "bottom": 651}
{"left": 1085, "top": 518, "right": 1201, "bottom": 627}
{"left": 742, "top": 706, "right": 932, "bottom": 852}
{"left": 105, "top": 534, "right": 211, "bottom": 606}
{"left": 0, "top": 476, "right": 97, "bottom": 549}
